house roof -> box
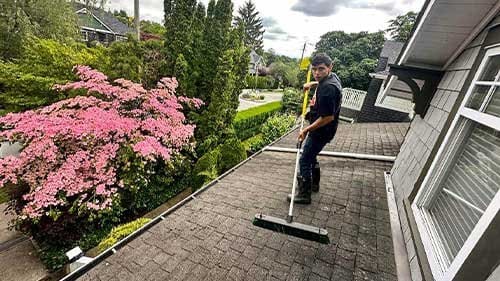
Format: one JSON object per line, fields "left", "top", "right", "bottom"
{"left": 397, "top": 0, "right": 499, "bottom": 69}
{"left": 373, "top": 41, "right": 405, "bottom": 76}
{"left": 75, "top": 123, "right": 409, "bottom": 281}
{"left": 73, "top": 3, "right": 133, "bottom": 36}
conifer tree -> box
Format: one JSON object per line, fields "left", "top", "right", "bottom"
{"left": 198, "top": 0, "right": 233, "bottom": 104}
{"left": 234, "top": 0, "right": 264, "bottom": 54}
{"left": 163, "top": 0, "right": 197, "bottom": 74}
{"left": 186, "top": 2, "right": 206, "bottom": 98}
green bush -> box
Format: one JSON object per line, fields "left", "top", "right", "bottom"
{"left": 97, "top": 218, "right": 151, "bottom": 253}
{"left": 0, "top": 62, "right": 61, "bottom": 115}
{"left": 245, "top": 75, "right": 275, "bottom": 89}
{"left": 193, "top": 148, "right": 221, "bottom": 188}
{"left": 19, "top": 38, "right": 105, "bottom": 80}
{"left": 0, "top": 37, "right": 168, "bottom": 116}
{"left": 242, "top": 134, "right": 265, "bottom": 154}
{"left": 99, "top": 39, "right": 142, "bottom": 83}
{"left": 234, "top": 101, "right": 282, "bottom": 140}
{"left": 0, "top": 38, "right": 106, "bottom": 115}
{"left": 193, "top": 138, "right": 247, "bottom": 189}
{"left": 282, "top": 88, "right": 305, "bottom": 114}
{"left": 218, "top": 138, "right": 247, "bottom": 172}
{"left": 261, "top": 113, "right": 297, "bottom": 144}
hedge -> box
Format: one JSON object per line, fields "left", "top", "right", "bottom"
{"left": 245, "top": 75, "right": 275, "bottom": 89}
{"left": 97, "top": 218, "right": 151, "bottom": 253}
{"left": 234, "top": 101, "right": 282, "bottom": 140}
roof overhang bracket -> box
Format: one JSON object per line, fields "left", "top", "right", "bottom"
{"left": 388, "top": 64, "right": 444, "bottom": 117}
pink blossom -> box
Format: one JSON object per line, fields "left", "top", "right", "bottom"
{"left": 0, "top": 66, "right": 203, "bottom": 220}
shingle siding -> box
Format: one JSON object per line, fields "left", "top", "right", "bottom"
{"left": 390, "top": 26, "right": 490, "bottom": 280}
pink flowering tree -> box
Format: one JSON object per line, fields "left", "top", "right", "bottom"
{"left": 0, "top": 66, "right": 202, "bottom": 244}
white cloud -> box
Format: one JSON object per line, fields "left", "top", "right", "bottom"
{"left": 106, "top": 0, "right": 425, "bottom": 57}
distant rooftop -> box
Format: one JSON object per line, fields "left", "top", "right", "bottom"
{"left": 73, "top": 2, "right": 133, "bottom": 36}
{"left": 375, "top": 41, "right": 405, "bottom": 76}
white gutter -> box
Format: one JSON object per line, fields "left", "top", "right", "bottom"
{"left": 264, "top": 146, "right": 396, "bottom": 162}
{"left": 384, "top": 172, "right": 412, "bottom": 281}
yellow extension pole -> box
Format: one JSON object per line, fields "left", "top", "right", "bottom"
{"left": 301, "top": 66, "right": 312, "bottom": 117}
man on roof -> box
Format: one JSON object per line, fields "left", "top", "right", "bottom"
{"left": 288, "top": 53, "right": 342, "bottom": 204}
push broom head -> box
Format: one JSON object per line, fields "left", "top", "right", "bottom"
{"left": 253, "top": 213, "right": 330, "bottom": 244}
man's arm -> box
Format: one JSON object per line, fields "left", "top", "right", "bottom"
{"left": 298, "top": 115, "right": 334, "bottom": 141}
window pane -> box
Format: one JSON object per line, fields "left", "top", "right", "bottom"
{"left": 428, "top": 122, "right": 500, "bottom": 264}
{"left": 466, "top": 85, "right": 491, "bottom": 110}
{"left": 485, "top": 87, "right": 500, "bottom": 117}
{"left": 478, "top": 55, "right": 500, "bottom": 82}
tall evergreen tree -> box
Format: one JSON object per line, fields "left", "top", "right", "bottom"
{"left": 198, "top": 0, "right": 233, "bottom": 104}
{"left": 234, "top": 0, "right": 264, "bottom": 54}
{"left": 186, "top": 2, "right": 206, "bottom": 98}
{"left": 162, "top": 0, "right": 249, "bottom": 154}
{"left": 163, "top": 0, "right": 197, "bottom": 74}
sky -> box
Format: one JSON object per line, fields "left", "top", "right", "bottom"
{"left": 106, "top": 0, "right": 425, "bottom": 58}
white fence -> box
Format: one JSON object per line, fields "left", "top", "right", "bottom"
{"left": 342, "top": 88, "right": 367, "bottom": 111}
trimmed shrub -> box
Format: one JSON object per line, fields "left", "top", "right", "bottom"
{"left": 242, "top": 134, "right": 265, "bottom": 154}
{"left": 218, "top": 138, "right": 247, "bottom": 172}
{"left": 281, "top": 88, "right": 304, "bottom": 114}
{"left": 245, "top": 75, "right": 275, "bottom": 89}
{"left": 193, "top": 148, "right": 221, "bottom": 188}
{"left": 234, "top": 101, "right": 282, "bottom": 140}
{"left": 97, "top": 218, "right": 151, "bottom": 253}
{"left": 193, "top": 138, "right": 247, "bottom": 189}
{"left": 261, "top": 113, "right": 297, "bottom": 144}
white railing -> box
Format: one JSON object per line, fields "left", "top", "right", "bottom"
{"left": 342, "top": 88, "right": 367, "bottom": 111}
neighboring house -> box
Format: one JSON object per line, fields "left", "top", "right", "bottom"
{"left": 73, "top": 3, "right": 133, "bottom": 44}
{"left": 385, "top": 1, "right": 500, "bottom": 280}
{"left": 357, "top": 41, "right": 413, "bottom": 122}
{"left": 248, "top": 49, "right": 266, "bottom": 75}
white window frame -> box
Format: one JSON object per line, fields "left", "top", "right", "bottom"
{"left": 81, "top": 30, "right": 89, "bottom": 42}
{"left": 412, "top": 45, "right": 500, "bottom": 281}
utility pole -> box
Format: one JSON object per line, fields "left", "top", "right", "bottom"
{"left": 299, "top": 42, "right": 306, "bottom": 70}
{"left": 134, "top": 0, "right": 140, "bottom": 41}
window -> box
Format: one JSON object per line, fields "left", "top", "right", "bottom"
{"left": 81, "top": 31, "right": 89, "bottom": 42}
{"left": 412, "top": 46, "right": 500, "bottom": 281}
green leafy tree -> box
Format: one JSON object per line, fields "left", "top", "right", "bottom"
{"left": 269, "top": 61, "right": 299, "bottom": 88}
{"left": 234, "top": 0, "right": 265, "bottom": 54}
{"left": 113, "top": 10, "right": 133, "bottom": 26}
{"left": 99, "top": 39, "right": 143, "bottom": 82}
{"left": 141, "top": 20, "right": 167, "bottom": 37}
{"left": 386, "top": 11, "right": 418, "bottom": 42}
{"left": 0, "top": 0, "right": 79, "bottom": 60}
{"left": 315, "top": 30, "right": 385, "bottom": 90}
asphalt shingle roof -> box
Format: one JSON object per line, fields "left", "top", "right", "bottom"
{"left": 78, "top": 122, "right": 409, "bottom": 281}
{"left": 73, "top": 3, "right": 133, "bottom": 35}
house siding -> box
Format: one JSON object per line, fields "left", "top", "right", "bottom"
{"left": 390, "top": 24, "right": 491, "bottom": 281}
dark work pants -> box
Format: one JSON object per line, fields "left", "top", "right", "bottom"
{"left": 299, "top": 136, "right": 330, "bottom": 181}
